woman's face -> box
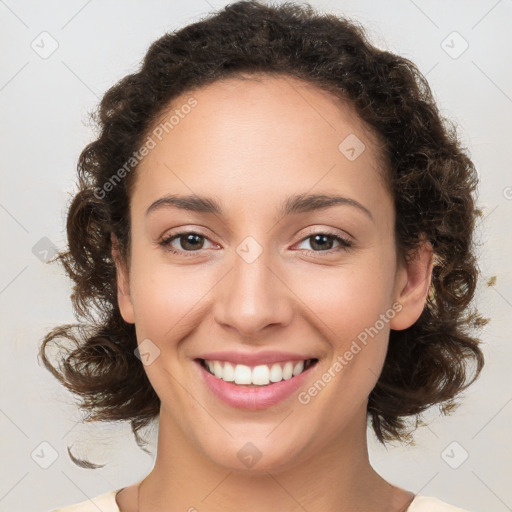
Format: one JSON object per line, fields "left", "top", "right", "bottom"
{"left": 114, "top": 74, "right": 431, "bottom": 473}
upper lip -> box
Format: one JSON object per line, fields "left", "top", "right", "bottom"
{"left": 195, "top": 351, "right": 317, "bottom": 366}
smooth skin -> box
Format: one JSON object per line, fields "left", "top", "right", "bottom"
{"left": 112, "top": 74, "right": 433, "bottom": 512}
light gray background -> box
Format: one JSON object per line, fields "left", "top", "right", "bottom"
{"left": 1, "top": 1, "right": 511, "bottom": 511}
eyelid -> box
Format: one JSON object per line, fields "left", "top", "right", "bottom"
{"left": 297, "top": 226, "right": 353, "bottom": 244}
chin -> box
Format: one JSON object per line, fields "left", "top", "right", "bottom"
{"left": 199, "top": 435, "right": 307, "bottom": 475}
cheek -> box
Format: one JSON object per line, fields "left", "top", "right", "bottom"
{"left": 129, "top": 257, "right": 215, "bottom": 342}
{"left": 304, "top": 258, "right": 395, "bottom": 334}
{"left": 299, "top": 254, "right": 396, "bottom": 381}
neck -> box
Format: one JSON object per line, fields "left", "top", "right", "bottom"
{"left": 136, "top": 404, "right": 412, "bottom": 512}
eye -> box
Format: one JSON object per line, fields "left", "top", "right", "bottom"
{"left": 159, "top": 231, "right": 216, "bottom": 256}
{"left": 295, "top": 232, "right": 353, "bottom": 253}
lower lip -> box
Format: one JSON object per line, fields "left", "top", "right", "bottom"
{"left": 196, "top": 360, "right": 316, "bottom": 410}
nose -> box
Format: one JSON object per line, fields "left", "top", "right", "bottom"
{"left": 213, "top": 242, "right": 294, "bottom": 338}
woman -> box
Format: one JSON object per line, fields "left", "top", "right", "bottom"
{"left": 41, "top": 1, "right": 485, "bottom": 511}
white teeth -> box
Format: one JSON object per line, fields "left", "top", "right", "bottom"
{"left": 203, "top": 359, "right": 312, "bottom": 386}
{"left": 282, "top": 361, "right": 293, "bottom": 380}
{"left": 234, "top": 364, "right": 252, "bottom": 385}
{"left": 269, "top": 363, "right": 282, "bottom": 383}
{"left": 293, "top": 360, "right": 304, "bottom": 376}
{"left": 213, "top": 361, "right": 223, "bottom": 379}
{"left": 252, "top": 364, "right": 270, "bottom": 385}
{"left": 222, "top": 362, "right": 235, "bottom": 382}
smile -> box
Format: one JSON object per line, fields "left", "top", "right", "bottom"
{"left": 200, "top": 358, "right": 318, "bottom": 386}
{"left": 195, "top": 357, "right": 319, "bottom": 410}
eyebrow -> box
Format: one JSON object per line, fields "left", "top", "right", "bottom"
{"left": 146, "top": 192, "right": 374, "bottom": 222}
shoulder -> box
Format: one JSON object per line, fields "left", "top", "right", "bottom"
{"left": 45, "top": 489, "right": 123, "bottom": 512}
{"left": 408, "top": 495, "right": 470, "bottom": 512}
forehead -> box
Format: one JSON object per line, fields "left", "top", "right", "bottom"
{"left": 131, "top": 73, "right": 391, "bottom": 225}
{"left": 151, "top": 73, "right": 380, "bottom": 160}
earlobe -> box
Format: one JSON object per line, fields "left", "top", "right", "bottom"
{"left": 390, "top": 238, "right": 434, "bottom": 331}
{"left": 111, "top": 233, "right": 135, "bottom": 324}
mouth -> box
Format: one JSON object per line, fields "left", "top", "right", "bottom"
{"left": 195, "top": 356, "right": 319, "bottom": 410}
{"left": 196, "top": 357, "right": 319, "bottom": 387}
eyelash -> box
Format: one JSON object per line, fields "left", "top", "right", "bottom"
{"left": 158, "top": 229, "right": 353, "bottom": 257}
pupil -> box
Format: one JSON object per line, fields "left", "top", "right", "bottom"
{"left": 182, "top": 234, "right": 203, "bottom": 250}
{"left": 311, "top": 234, "right": 333, "bottom": 251}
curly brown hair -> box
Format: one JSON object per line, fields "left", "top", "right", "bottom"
{"left": 39, "top": 0, "right": 487, "bottom": 460}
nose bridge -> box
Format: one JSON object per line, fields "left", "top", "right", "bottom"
{"left": 214, "top": 233, "right": 293, "bottom": 335}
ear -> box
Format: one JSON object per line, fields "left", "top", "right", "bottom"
{"left": 111, "top": 233, "right": 135, "bottom": 324}
{"left": 390, "top": 236, "right": 434, "bottom": 331}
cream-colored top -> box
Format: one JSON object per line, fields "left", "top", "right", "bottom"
{"left": 48, "top": 489, "right": 470, "bottom": 511}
